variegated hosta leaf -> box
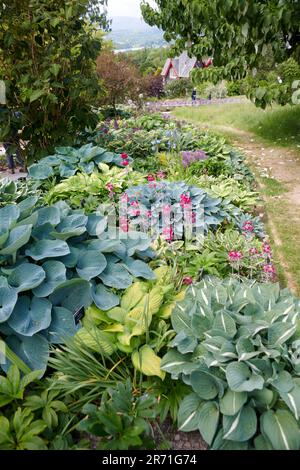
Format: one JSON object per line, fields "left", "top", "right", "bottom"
{"left": 268, "top": 322, "right": 297, "bottom": 347}
{"left": 261, "top": 409, "right": 300, "bottom": 450}
{"left": 131, "top": 345, "right": 165, "bottom": 379}
{"left": 190, "top": 369, "right": 225, "bottom": 400}
{"left": 161, "top": 350, "right": 199, "bottom": 378}
{"left": 220, "top": 390, "right": 248, "bottom": 416}
{"left": 177, "top": 393, "right": 203, "bottom": 432}
{"left": 197, "top": 401, "right": 219, "bottom": 445}
{"left": 222, "top": 405, "right": 257, "bottom": 442}
{"left": 279, "top": 383, "right": 300, "bottom": 420}
{"left": 226, "top": 362, "right": 264, "bottom": 392}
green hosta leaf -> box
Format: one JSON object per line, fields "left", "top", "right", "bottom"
{"left": 91, "top": 284, "right": 119, "bottom": 311}
{"left": 8, "top": 264, "right": 45, "bottom": 293}
{"left": 236, "top": 337, "right": 260, "bottom": 361}
{"left": 0, "top": 286, "right": 18, "bottom": 323}
{"left": 26, "top": 239, "right": 70, "bottom": 260}
{"left": 212, "top": 310, "right": 237, "bottom": 338}
{"left": 250, "top": 388, "right": 274, "bottom": 408}
{"left": 86, "top": 214, "right": 107, "bottom": 236}
{"left": 0, "top": 225, "right": 32, "bottom": 255}
{"left": 8, "top": 296, "right": 52, "bottom": 336}
{"left": 0, "top": 205, "right": 20, "bottom": 232}
{"left": 32, "top": 261, "right": 67, "bottom": 297}
{"left": 161, "top": 350, "right": 199, "bottom": 378}
{"left": 52, "top": 214, "right": 87, "bottom": 240}
{"left": 4, "top": 334, "right": 49, "bottom": 374}
{"left": 261, "top": 409, "right": 300, "bottom": 450}
{"left": 171, "top": 304, "right": 194, "bottom": 336}
{"left": 198, "top": 401, "right": 219, "bottom": 445}
{"left": 132, "top": 345, "right": 165, "bottom": 379}
{"left": 59, "top": 162, "right": 76, "bottom": 178}
{"left": 279, "top": 384, "right": 300, "bottom": 420}
{"left": 76, "top": 251, "right": 107, "bottom": 281}
{"left": 190, "top": 369, "right": 225, "bottom": 400}
{"left": 28, "top": 163, "right": 54, "bottom": 180}
{"left": 178, "top": 393, "right": 203, "bottom": 432}
{"left": 36, "top": 207, "right": 61, "bottom": 227}
{"left": 211, "top": 429, "right": 248, "bottom": 450}
{"left": 123, "top": 258, "right": 155, "bottom": 280}
{"left": 76, "top": 327, "right": 116, "bottom": 356}
{"left": 172, "top": 331, "right": 198, "bottom": 354}
{"left": 254, "top": 434, "right": 273, "bottom": 450}
{"left": 47, "top": 306, "right": 79, "bottom": 344}
{"left": 99, "top": 263, "right": 133, "bottom": 289}
{"left": 120, "top": 282, "right": 148, "bottom": 311}
{"left": 268, "top": 322, "right": 297, "bottom": 347}
{"left": 220, "top": 390, "right": 248, "bottom": 416}
{"left": 18, "top": 197, "right": 39, "bottom": 218}
{"left": 226, "top": 362, "right": 264, "bottom": 392}
{"left": 223, "top": 405, "right": 257, "bottom": 442}
{"left": 271, "top": 370, "right": 294, "bottom": 393}
{"left": 50, "top": 279, "right": 92, "bottom": 311}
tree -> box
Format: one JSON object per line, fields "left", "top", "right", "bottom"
{"left": 96, "top": 52, "right": 146, "bottom": 109}
{"left": 0, "top": 0, "right": 108, "bottom": 163}
{"left": 141, "top": 0, "right": 300, "bottom": 107}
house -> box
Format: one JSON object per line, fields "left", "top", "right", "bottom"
{"left": 161, "top": 51, "right": 212, "bottom": 84}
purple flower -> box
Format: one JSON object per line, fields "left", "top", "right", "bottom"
{"left": 181, "top": 150, "right": 208, "bottom": 167}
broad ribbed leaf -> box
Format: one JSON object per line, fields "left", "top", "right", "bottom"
{"left": 0, "top": 225, "right": 32, "bottom": 255}
{"left": 212, "top": 310, "right": 237, "bottom": 338}
{"left": 28, "top": 163, "right": 54, "bottom": 180}
{"left": 47, "top": 307, "right": 79, "bottom": 344}
{"left": 8, "top": 296, "right": 52, "bottom": 336}
{"left": 198, "top": 401, "right": 219, "bottom": 445}
{"left": 36, "top": 207, "right": 61, "bottom": 227}
{"left": 52, "top": 214, "right": 87, "bottom": 240}
{"left": 190, "top": 370, "right": 224, "bottom": 400}
{"left": 161, "top": 350, "right": 199, "bottom": 378}
{"left": 99, "top": 263, "right": 132, "bottom": 289}
{"left": 220, "top": 390, "right": 248, "bottom": 416}
{"left": 123, "top": 258, "right": 155, "bottom": 280}
{"left": 279, "top": 384, "right": 300, "bottom": 420}
{"left": 132, "top": 345, "right": 165, "bottom": 379}
{"left": 4, "top": 334, "right": 49, "bottom": 374}
{"left": 226, "top": 362, "right": 264, "bottom": 392}
{"left": 268, "top": 322, "right": 297, "bottom": 347}
{"left": 177, "top": 393, "right": 203, "bottom": 432}
{"left": 32, "top": 261, "right": 66, "bottom": 297}
{"left": 91, "top": 283, "right": 119, "bottom": 311}
{"left": 0, "top": 205, "right": 20, "bottom": 232}
{"left": 8, "top": 263, "right": 45, "bottom": 293}
{"left": 223, "top": 405, "right": 257, "bottom": 442}
{"left": 0, "top": 286, "right": 17, "bottom": 323}
{"left": 50, "top": 279, "right": 92, "bottom": 311}
{"left": 261, "top": 409, "right": 300, "bottom": 450}
{"left": 26, "top": 239, "right": 70, "bottom": 260}
{"left": 76, "top": 251, "right": 107, "bottom": 281}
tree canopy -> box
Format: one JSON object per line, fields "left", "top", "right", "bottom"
{"left": 0, "top": 0, "right": 108, "bottom": 162}
{"left": 142, "top": 0, "right": 300, "bottom": 106}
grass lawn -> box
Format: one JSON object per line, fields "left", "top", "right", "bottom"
{"left": 174, "top": 101, "right": 300, "bottom": 152}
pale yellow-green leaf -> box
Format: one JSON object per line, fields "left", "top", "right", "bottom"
{"left": 121, "top": 281, "right": 148, "bottom": 311}
{"left": 132, "top": 345, "right": 165, "bottom": 380}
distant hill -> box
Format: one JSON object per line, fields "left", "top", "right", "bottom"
{"left": 107, "top": 16, "right": 166, "bottom": 51}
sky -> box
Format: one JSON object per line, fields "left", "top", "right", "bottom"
{"left": 107, "top": 0, "right": 154, "bottom": 18}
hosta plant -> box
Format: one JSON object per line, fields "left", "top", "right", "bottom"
{"left": 162, "top": 278, "right": 300, "bottom": 450}
{"left": 0, "top": 200, "right": 155, "bottom": 373}
{"left": 0, "top": 178, "right": 41, "bottom": 208}
{"left": 28, "top": 143, "right": 133, "bottom": 182}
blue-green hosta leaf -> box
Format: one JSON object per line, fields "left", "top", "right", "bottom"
{"left": 271, "top": 370, "right": 294, "bottom": 393}
{"left": 261, "top": 409, "right": 300, "bottom": 450}
{"left": 15, "top": 210, "right": 38, "bottom": 228}
{"left": 8, "top": 263, "right": 45, "bottom": 292}
{"left": 203, "top": 336, "right": 237, "bottom": 364}
{"left": 8, "top": 296, "right": 52, "bottom": 336}
{"left": 91, "top": 283, "right": 119, "bottom": 311}
{"left": 0, "top": 286, "right": 18, "bottom": 323}
{"left": 58, "top": 162, "right": 76, "bottom": 178}
{"left": 250, "top": 388, "right": 274, "bottom": 408}
{"left": 0, "top": 225, "right": 32, "bottom": 255}
{"left": 198, "top": 401, "right": 219, "bottom": 445}
{"left": 177, "top": 393, "right": 203, "bottom": 432}
{"left": 211, "top": 429, "right": 249, "bottom": 450}
{"left": 253, "top": 283, "right": 280, "bottom": 309}
{"left": 171, "top": 304, "right": 194, "bottom": 337}
{"left": 31, "top": 222, "right": 55, "bottom": 240}
{"left": 28, "top": 163, "right": 54, "bottom": 180}
{"left": 86, "top": 214, "right": 107, "bottom": 236}
{"left": 78, "top": 161, "right": 94, "bottom": 174}
{"left": 236, "top": 337, "right": 260, "bottom": 361}
{"left": 211, "top": 310, "right": 237, "bottom": 339}
{"left": 26, "top": 239, "right": 70, "bottom": 260}
{"left": 212, "top": 284, "right": 228, "bottom": 308}
{"left": 122, "top": 258, "right": 155, "bottom": 280}
{"left": 59, "top": 245, "right": 81, "bottom": 268}
{"left": 254, "top": 434, "right": 273, "bottom": 450}
{"left": 18, "top": 197, "right": 39, "bottom": 218}
{"left": 226, "top": 362, "right": 264, "bottom": 392}
{"left": 4, "top": 334, "right": 49, "bottom": 375}
{"left": 279, "top": 384, "right": 300, "bottom": 420}
{"left": 0, "top": 230, "right": 9, "bottom": 246}
{"left": 40, "top": 155, "right": 61, "bottom": 166}
{"left": 220, "top": 390, "right": 248, "bottom": 416}
{"left": 268, "top": 322, "right": 297, "bottom": 347}
{"left": 32, "top": 261, "right": 67, "bottom": 297}
{"left": 76, "top": 251, "right": 107, "bottom": 281}
{"left": 161, "top": 350, "right": 199, "bottom": 378}
{"left": 52, "top": 214, "right": 87, "bottom": 240}
{"left": 223, "top": 405, "right": 257, "bottom": 442}
{"left": 47, "top": 306, "right": 80, "bottom": 344}
{"left": 190, "top": 369, "right": 225, "bottom": 400}
{"left": 36, "top": 207, "right": 61, "bottom": 227}
{"left": 0, "top": 205, "right": 20, "bottom": 232}
{"left": 99, "top": 263, "right": 132, "bottom": 289}
{"left": 50, "top": 279, "right": 92, "bottom": 311}
{"left": 171, "top": 331, "right": 198, "bottom": 354}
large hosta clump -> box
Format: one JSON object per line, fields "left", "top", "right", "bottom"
{"left": 124, "top": 181, "right": 240, "bottom": 239}
{"left": 28, "top": 143, "right": 132, "bottom": 181}
{"left": 162, "top": 278, "right": 300, "bottom": 450}
{"left": 0, "top": 200, "right": 155, "bottom": 373}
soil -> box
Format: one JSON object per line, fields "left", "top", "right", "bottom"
{"left": 155, "top": 420, "right": 207, "bottom": 450}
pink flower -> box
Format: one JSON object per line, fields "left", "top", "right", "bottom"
{"left": 122, "top": 160, "right": 129, "bottom": 167}
{"left": 180, "top": 193, "right": 192, "bottom": 207}
{"left": 106, "top": 183, "right": 114, "bottom": 192}
{"left": 121, "top": 153, "right": 128, "bottom": 159}
{"left": 263, "top": 263, "right": 276, "bottom": 274}
{"left": 192, "top": 212, "right": 196, "bottom": 223}
{"left": 263, "top": 242, "right": 272, "bottom": 254}
{"left": 157, "top": 171, "right": 166, "bottom": 179}
{"left": 242, "top": 220, "right": 254, "bottom": 232}
{"left": 147, "top": 174, "right": 156, "bottom": 182}
{"left": 149, "top": 182, "right": 157, "bottom": 189}
{"left": 146, "top": 210, "right": 152, "bottom": 218}
{"left": 228, "top": 251, "right": 243, "bottom": 262}
{"left": 162, "top": 226, "right": 173, "bottom": 241}
{"left": 162, "top": 204, "right": 171, "bottom": 215}
{"left": 130, "top": 201, "right": 139, "bottom": 207}
{"left": 249, "top": 247, "right": 259, "bottom": 256}
{"left": 121, "top": 193, "right": 128, "bottom": 202}
{"left": 183, "top": 276, "right": 193, "bottom": 285}
{"left": 119, "top": 216, "right": 129, "bottom": 232}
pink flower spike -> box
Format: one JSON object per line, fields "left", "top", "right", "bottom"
{"left": 146, "top": 210, "right": 152, "bottom": 218}
{"left": 183, "top": 276, "right": 193, "bottom": 285}
{"left": 147, "top": 174, "right": 156, "bottom": 182}
{"left": 121, "top": 153, "right": 128, "bottom": 159}
{"left": 263, "top": 242, "right": 272, "bottom": 254}
{"left": 162, "top": 226, "right": 173, "bottom": 241}
{"left": 162, "top": 204, "right": 171, "bottom": 215}
{"left": 106, "top": 183, "right": 114, "bottom": 191}
{"left": 263, "top": 263, "right": 276, "bottom": 275}
{"left": 122, "top": 160, "right": 129, "bottom": 167}
{"left": 228, "top": 251, "right": 243, "bottom": 262}
{"left": 156, "top": 171, "right": 166, "bottom": 179}
{"left": 249, "top": 247, "right": 259, "bottom": 256}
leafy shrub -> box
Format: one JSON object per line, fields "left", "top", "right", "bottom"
{"left": 278, "top": 58, "right": 300, "bottom": 83}
{"left": 28, "top": 144, "right": 132, "bottom": 182}
{"left": 0, "top": 200, "right": 155, "bottom": 372}
{"left": 164, "top": 78, "right": 193, "bottom": 98}
{"left": 205, "top": 81, "right": 228, "bottom": 99}
{"left": 162, "top": 278, "right": 300, "bottom": 449}
{"left": 227, "top": 79, "right": 248, "bottom": 97}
